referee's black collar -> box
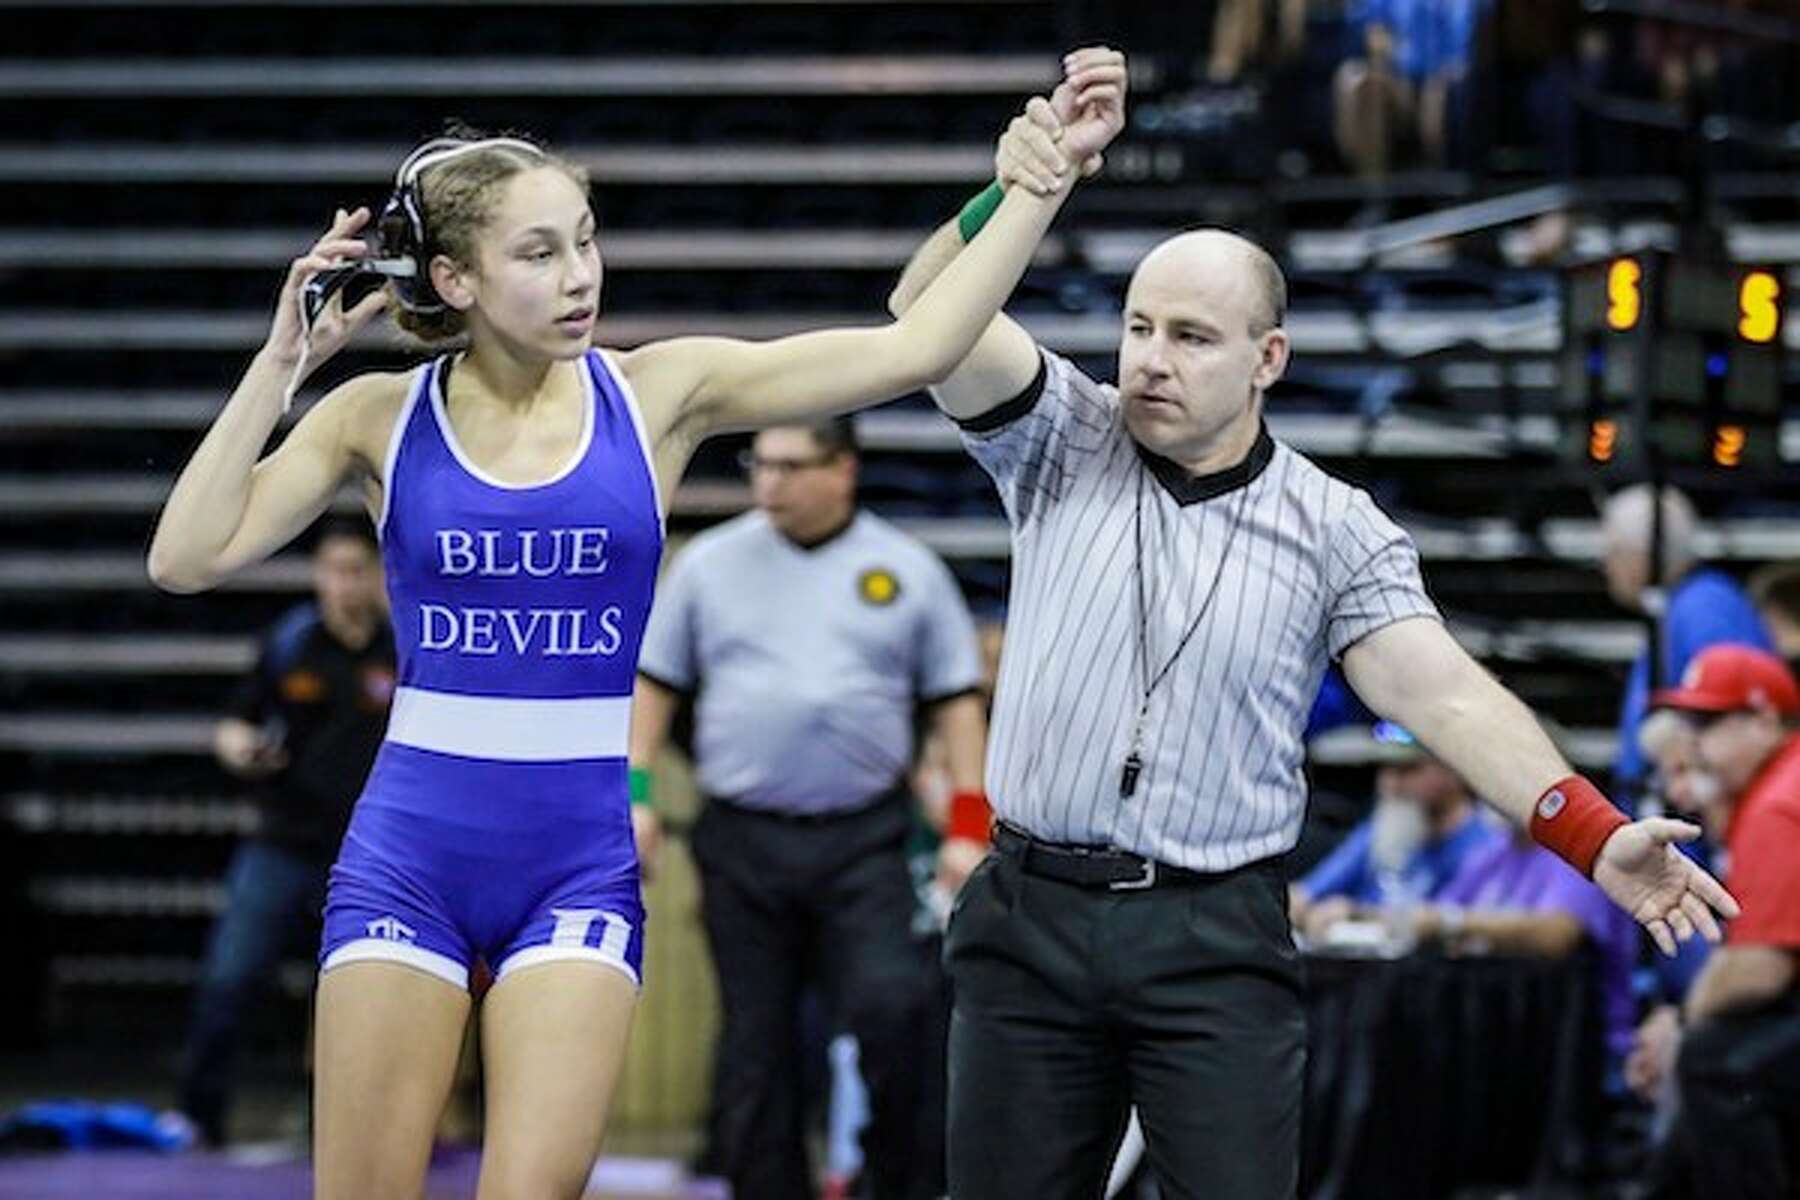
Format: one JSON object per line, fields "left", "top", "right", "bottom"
{"left": 1135, "top": 422, "right": 1275, "bottom": 506}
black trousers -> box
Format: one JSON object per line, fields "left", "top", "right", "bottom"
{"left": 944, "top": 839, "right": 1305, "bottom": 1200}
{"left": 691, "top": 790, "right": 936, "bottom": 1200}
{"left": 1651, "top": 994, "right": 1800, "bottom": 1200}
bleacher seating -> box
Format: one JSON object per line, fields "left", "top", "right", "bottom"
{"left": 2, "top": 0, "right": 1797, "bottom": 1074}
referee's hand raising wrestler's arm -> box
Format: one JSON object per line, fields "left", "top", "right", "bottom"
{"left": 627, "top": 53, "right": 1133, "bottom": 439}
{"left": 1343, "top": 615, "right": 1740, "bottom": 956}
{"left": 887, "top": 47, "right": 1126, "bottom": 422}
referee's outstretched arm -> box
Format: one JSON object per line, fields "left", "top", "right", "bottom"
{"left": 1344, "top": 615, "right": 1740, "bottom": 957}
{"left": 888, "top": 48, "right": 1126, "bottom": 422}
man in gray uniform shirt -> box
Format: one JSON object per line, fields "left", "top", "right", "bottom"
{"left": 631, "top": 417, "right": 988, "bottom": 1200}
{"left": 886, "top": 46, "right": 1740, "bottom": 1200}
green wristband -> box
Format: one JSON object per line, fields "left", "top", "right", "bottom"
{"left": 628, "top": 766, "right": 654, "bottom": 809}
{"left": 956, "top": 181, "right": 1005, "bottom": 244}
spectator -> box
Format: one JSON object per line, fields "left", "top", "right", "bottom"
{"left": 1637, "top": 708, "right": 1719, "bottom": 824}
{"left": 1291, "top": 721, "right": 1500, "bottom": 942}
{"left": 1638, "top": 644, "right": 1800, "bottom": 1200}
{"left": 1635, "top": 708, "right": 1724, "bottom": 1013}
{"left": 1206, "top": 0, "right": 1311, "bottom": 84}
{"left": 177, "top": 517, "right": 394, "bottom": 1147}
{"left": 1627, "top": 709, "right": 1723, "bottom": 1142}
{"left": 1750, "top": 562, "right": 1800, "bottom": 681}
{"left": 1603, "top": 485, "right": 1771, "bottom": 808}
{"left": 1333, "top": 0, "right": 1490, "bottom": 179}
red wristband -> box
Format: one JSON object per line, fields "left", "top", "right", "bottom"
{"left": 1528, "top": 774, "right": 1628, "bottom": 878}
{"left": 947, "top": 789, "right": 993, "bottom": 844}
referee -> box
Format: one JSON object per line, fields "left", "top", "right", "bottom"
{"left": 889, "top": 47, "right": 1739, "bottom": 1200}
{"left": 630, "top": 418, "right": 988, "bottom": 1200}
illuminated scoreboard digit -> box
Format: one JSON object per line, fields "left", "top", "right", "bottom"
{"left": 1739, "top": 270, "right": 1782, "bottom": 345}
{"left": 1562, "top": 252, "right": 1786, "bottom": 469}
{"left": 1606, "top": 257, "right": 1643, "bottom": 333}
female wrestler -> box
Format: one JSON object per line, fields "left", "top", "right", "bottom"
{"left": 148, "top": 52, "right": 1125, "bottom": 1200}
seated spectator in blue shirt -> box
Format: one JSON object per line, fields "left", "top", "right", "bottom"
{"left": 1606, "top": 485, "right": 1772, "bottom": 810}
{"left": 1291, "top": 722, "right": 1500, "bottom": 940}
{"left": 1332, "top": 0, "right": 1489, "bottom": 178}
{"left": 1349, "top": 0, "right": 1485, "bottom": 85}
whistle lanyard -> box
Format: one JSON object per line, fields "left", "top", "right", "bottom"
{"left": 1121, "top": 466, "right": 1249, "bottom": 798}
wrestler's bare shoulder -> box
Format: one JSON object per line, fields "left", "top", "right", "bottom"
{"left": 313, "top": 369, "right": 417, "bottom": 477}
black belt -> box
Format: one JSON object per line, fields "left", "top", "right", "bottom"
{"left": 993, "top": 822, "right": 1213, "bottom": 891}
{"left": 711, "top": 781, "right": 906, "bottom": 826}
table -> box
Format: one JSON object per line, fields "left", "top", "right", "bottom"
{"left": 1300, "top": 950, "right": 1606, "bottom": 1200}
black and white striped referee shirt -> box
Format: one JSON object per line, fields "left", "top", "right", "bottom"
{"left": 959, "top": 350, "right": 1440, "bottom": 872}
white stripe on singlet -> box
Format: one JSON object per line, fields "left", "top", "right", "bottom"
{"left": 385, "top": 685, "right": 631, "bottom": 762}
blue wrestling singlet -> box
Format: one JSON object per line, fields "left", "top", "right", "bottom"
{"left": 320, "top": 349, "right": 662, "bottom": 989}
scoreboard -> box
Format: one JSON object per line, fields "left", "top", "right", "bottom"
{"left": 1562, "top": 251, "right": 1787, "bottom": 470}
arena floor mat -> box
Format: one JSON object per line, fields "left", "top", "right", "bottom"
{"left": 0, "top": 1146, "right": 729, "bottom": 1199}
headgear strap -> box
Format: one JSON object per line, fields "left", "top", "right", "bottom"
{"left": 289, "top": 136, "right": 548, "bottom": 410}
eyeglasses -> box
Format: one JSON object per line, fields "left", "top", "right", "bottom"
{"left": 738, "top": 449, "right": 839, "bottom": 479}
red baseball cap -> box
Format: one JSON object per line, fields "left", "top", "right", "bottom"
{"left": 1652, "top": 644, "right": 1800, "bottom": 716}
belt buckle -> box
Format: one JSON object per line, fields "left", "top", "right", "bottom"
{"left": 1109, "top": 858, "right": 1158, "bottom": 891}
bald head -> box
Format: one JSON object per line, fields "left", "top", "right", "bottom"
{"left": 1602, "top": 484, "right": 1698, "bottom": 568}
{"left": 1115, "top": 228, "right": 1292, "bottom": 471}
{"left": 1600, "top": 483, "right": 1699, "bottom": 607}
{"left": 1130, "top": 230, "right": 1287, "bottom": 338}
